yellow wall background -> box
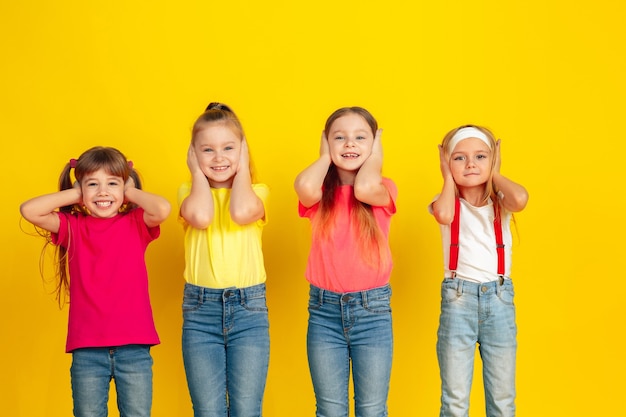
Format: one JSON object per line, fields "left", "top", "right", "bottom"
{"left": 2, "top": 1, "right": 624, "bottom": 415}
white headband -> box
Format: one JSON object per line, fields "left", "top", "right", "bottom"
{"left": 447, "top": 127, "right": 491, "bottom": 154}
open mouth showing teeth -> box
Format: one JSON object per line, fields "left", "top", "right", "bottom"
{"left": 342, "top": 153, "right": 359, "bottom": 158}
{"left": 212, "top": 166, "right": 229, "bottom": 171}
{"left": 95, "top": 201, "right": 112, "bottom": 208}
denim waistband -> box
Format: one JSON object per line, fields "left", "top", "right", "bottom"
{"left": 309, "top": 283, "right": 391, "bottom": 304}
{"left": 442, "top": 277, "right": 512, "bottom": 296}
{"left": 184, "top": 282, "right": 266, "bottom": 302}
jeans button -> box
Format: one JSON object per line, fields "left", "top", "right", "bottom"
{"left": 481, "top": 286, "right": 488, "bottom": 293}
{"left": 341, "top": 295, "right": 351, "bottom": 302}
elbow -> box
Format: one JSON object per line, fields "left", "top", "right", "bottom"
{"left": 230, "top": 205, "right": 262, "bottom": 225}
{"left": 19, "top": 202, "right": 36, "bottom": 223}
{"left": 154, "top": 201, "right": 172, "bottom": 223}
{"left": 432, "top": 203, "right": 454, "bottom": 225}
{"left": 353, "top": 180, "right": 382, "bottom": 203}
{"left": 507, "top": 189, "right": 529, "bottom": 212}
{"left": 433, "top": 210, "right": 454, "bottom": 225}
{"left": 184, "top": 212, "right": 212, "bottom": 229}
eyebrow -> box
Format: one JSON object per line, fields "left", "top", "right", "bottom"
{"left": 330, "top": 129, "right": 370, "bottom": 136}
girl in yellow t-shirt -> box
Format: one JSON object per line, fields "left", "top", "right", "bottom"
{"left": 178, "top": 103, "right": 269, "bottom": 417}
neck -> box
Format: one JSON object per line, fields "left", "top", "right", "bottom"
{"left": 336, "top": 168, "right": 356, "bottom": 186}
{"left": 458, "top": 186, "right": 488, "bottom": 207}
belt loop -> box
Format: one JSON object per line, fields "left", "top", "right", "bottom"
{"left": 318, "top": 287, "right": 324, "bottom": 306}
{"left": 361, "top": 289, "right": 368, "bottom": 308}
{"left": 456, "top": 279, "right": 463, "bottom": 296}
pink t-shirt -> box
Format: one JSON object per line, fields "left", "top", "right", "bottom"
{"left": 299, "top": 178, "right": 397, "bottom": 292}
{"left": 52, "top": 209, "right": 160, "bottom": 352}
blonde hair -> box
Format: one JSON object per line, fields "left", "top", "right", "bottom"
{"left": 441, "top": 124, "right": 501, "bottom": 219}
{"left": 191, "top": 102, "right": 257, "bottom": 183}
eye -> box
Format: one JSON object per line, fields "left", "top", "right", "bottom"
{"left": 202, "top": 147, "right": 214, "bottom": 153}
{"left": 476, "top": 154, "right": 488, "bottom": 160}
{"left": 86, "top": 181, "right": 98, "bottom": 187}
{"left": 453, "top": 155, "right": 465, "bottom": 161}
{"left": 224, "top": 146, "right": 234, "bottom": 151}
{"left": 356, "top": 135, "right": 366, "bottom": 140}
{"left": 334, "top": 136, "right": 344, "bottom": 141}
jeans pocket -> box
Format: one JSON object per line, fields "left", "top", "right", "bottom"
{"left": 242, "top": 294, "right": 268, "bottom": 312}
{"left": 182, "top": 288, "right": 202, "bottom": 312}
{"left": 363, "top": 295, "right": 392, "bottom": 314}
{"left": 441, "top": 281, "right": 461, "bottom": 304}
{"left": 497, "top": 286, "right": 515, "bottom": 305}
{"left": 307, "top": 294, "right": 322, "bottom": 311}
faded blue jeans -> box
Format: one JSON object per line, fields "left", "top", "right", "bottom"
{"left": 182, "top": 282, "right": 270, "bottom": 417}
{"left": 70, "top": 344, "right": 153, "bottom": 417}
{"left": 307, "top": 284, "right": 393, "bottom": 417}
{"left": 437, "top": 278, "right": 517, "bottom": 417}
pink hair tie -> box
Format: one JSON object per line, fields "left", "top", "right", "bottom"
{"left": 128, "top": 161, "right": 133, "bottom": 169}
{"left": 69, "top": 158, "right": 77, "bottom": 168}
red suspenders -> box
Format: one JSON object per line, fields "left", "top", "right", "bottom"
{"left": 449, "top": 197, "right": 505, "bottom": 279}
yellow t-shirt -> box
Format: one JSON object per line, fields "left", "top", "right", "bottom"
{"left": 178, "top": 182, "right": 269, "bottom": 289}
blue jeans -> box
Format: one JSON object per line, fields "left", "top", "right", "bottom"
{"left": 437, "top": 278, "right": 517, "bottom": 417}
{"left": 181, "top": 283, "right": 270, "bottom": 417}
{"left": 70, "top": 344, "right": 153, "bottom": 417}
{"left": 307, "top": 284, "right": 393, "bottom": 417}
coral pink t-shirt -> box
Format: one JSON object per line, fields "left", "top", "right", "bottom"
{"left": 52, "top": 209, "right": 160, "bottom": 352}
{"left": 299, "top": 178, "right": 397, "bottom": 293}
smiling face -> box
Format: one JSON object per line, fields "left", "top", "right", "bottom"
{"left": 448, "top": 137, "right": 493, "bottom": 190}
{"left": 80, "top": 168, "right": 125, "bottom": 218}
{"left": 326, "top": 113, "right": 375, "bottom": 178}
{"left": 193, "top": 122, "right": 242, "bottom": 188}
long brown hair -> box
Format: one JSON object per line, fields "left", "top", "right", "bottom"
{"left": 314, "top": 107, "right": 390, "bottom": 268}
{"left": 47, "top": 146, "right": 139, "bottom": 307}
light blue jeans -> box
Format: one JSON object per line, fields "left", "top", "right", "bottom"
{"left": 437, "top": 278, "right": 517, "bottom": 417}
{"left": 182, "top": 282, "right": 270, "bottom": 417}
{"left": 307, "top": 284, "right": 393, "bottom": 417}
{"left": 70, "top": 344, "right": 153, "bottom": 417}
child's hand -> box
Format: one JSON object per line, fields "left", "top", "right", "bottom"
{"left": 438, "top": 144, "right": 452, "bottom": 179}
{"left": 319, "top": 131, "right": 330, "bottom": 157}
{"left": 238, "top": 137, "right": 250, "bottom": 174}
{"left": 494, "top": 139, "right": 502, "bottom": 173}
{"left": 186, "top": 144, "right": 202, "bottom": 175}
{"left": 125, "top": 175, "right": 136, "bottom": 191}
{"left": 124, "top": 175, "right": 136, "bottom": 203}
{"left": 371, "top": 128, "right": 383, "bottom": 158}
{"left": 73, "top": 180, "right": 83, "bottom": 204}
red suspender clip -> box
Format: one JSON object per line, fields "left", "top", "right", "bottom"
{"left": 449, "top": 197, "right": 505, "bottom": 283}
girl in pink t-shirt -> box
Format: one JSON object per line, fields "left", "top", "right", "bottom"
{"left": 295, "top": 107, "right": 397, "bottom": 417}
{"left": 20, "top": 146, "right": 171, "bottom": 417}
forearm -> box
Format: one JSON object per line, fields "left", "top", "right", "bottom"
{"left": 294, "top": 154, "right": 331, "bottom": 207}
{"left": 125, "top": 188, "right": 171, "bottom": 227}
{"left": 19, "top": 188, "right": 81, "bottom": 232}
{"left": 493, "top": 172, "right": 528, "bottom": 212}
{"left": 180, "top": 173, "right": 214, "bottom": 228}
{"left": 354, "top": 154, "right": 389, "bottom": 206}
{"left": 431, "top": 176, "right": 457, "bottom": 225}
{"left": 230, "top": 173, "right": 264, "bottom": 224}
